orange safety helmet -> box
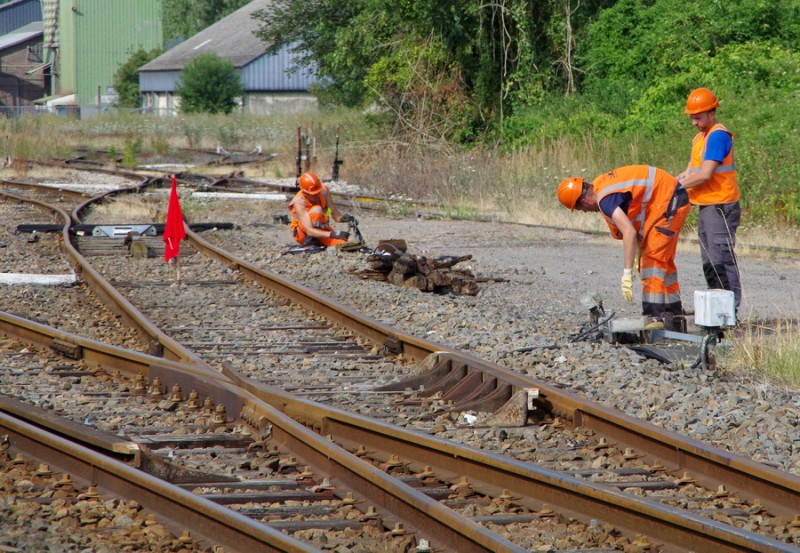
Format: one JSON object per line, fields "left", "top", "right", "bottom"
{"left": 298, "top": 172, "right": 323, "bottom": 195}
{"left": 684, "top": 88, "right": 719, "bottom": 115}
{"left": 557, "top": 177, "right": 585, "bottom": 211}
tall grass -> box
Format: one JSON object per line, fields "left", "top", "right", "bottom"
{"left": 721, "top": 319, "right": 800, "bottom": 386}
{"left": 2, "top": 107, "right": 799, "bottom": 250}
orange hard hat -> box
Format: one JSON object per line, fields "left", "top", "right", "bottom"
{"left": 557, "top": 177, "right": 584, "bottom": 211}
{"left": 684, "top": 88, "right": 719, "bottom": 115}
{"left": 298, "top": 172, "right": 323, "bottom": 194}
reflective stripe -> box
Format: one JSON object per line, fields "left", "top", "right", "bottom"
{"left": 641, "top": 266, "right": 666, "bottom": 280}
{"left": 686, "top": 162, "right": 736, "bottom": 175}
{"left": 641, "top": 267, "right": 678, "bottom": 286}
{"left": 596, "top": 166, "right": 657, "bottom": 240}
{"left": 643, "top": 291, "right": 681, "bottom": 303}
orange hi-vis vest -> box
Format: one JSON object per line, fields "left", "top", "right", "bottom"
{"left": 289, "top": 186, "right": 333, "bottom": 235}
{"left": 593, "top": 165, "right": 680, "bottom": 242}
{"left": 686, "top": 122, "right": 739, "bottom": 205}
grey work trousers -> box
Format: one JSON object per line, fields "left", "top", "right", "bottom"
{"left": 697, "top": 202, "right": 741, "bottom": 308}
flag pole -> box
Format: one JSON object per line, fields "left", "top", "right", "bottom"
{"left": 174, "top": 256, "right": 181, "bottom": 284}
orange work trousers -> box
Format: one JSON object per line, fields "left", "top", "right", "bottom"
{"left": 291, "top": 206, "right": 346, "bottom": 247}
{"left": 639, "top": 201, "right": 691, "bottom": 319}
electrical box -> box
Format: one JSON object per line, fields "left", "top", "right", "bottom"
{"left": 694, "top": 290, "right": 736, "bottom": 327}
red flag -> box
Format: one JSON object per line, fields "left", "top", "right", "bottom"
{"left": 163, "top": 175, "right": 186, "bottom": 262}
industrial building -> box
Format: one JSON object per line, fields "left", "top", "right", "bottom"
{"left": 139, "top": 0, "right": 318, "bottom": 116}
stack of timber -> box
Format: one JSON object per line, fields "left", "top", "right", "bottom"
{"left": 352, "top": 240, "right": 479, "bottom": 296}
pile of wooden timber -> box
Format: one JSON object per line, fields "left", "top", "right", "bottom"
{"left": 351, "top": 240, "right": 479, "bottom": 296}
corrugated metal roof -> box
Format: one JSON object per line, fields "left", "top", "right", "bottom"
{"left": 0, "top": 20, "right": 42, "bottom": 51}
{"left": 140, "top": 0, "right": 272, "bottom": 72}
{"left": 0, "top": 0, "right": 42, "bottom": 35}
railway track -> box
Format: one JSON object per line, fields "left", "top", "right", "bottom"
{"left": 1, "top": 172, "right": 800, "bottom": 551}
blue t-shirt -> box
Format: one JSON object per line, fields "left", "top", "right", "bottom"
{"left": 704, "top": 129, "right": 732, "bottom": 162}
{"left": 599, "top": 192, "right": 632, "bottom": 219}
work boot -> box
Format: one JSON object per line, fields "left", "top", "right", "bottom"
{"left": 644, "top": 320, "right": 664, "bottom": 331}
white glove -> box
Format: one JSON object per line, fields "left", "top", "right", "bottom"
{"left": 621, "top": 269, "right": 634, "bottom": 303}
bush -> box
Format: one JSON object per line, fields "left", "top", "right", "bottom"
{"left": 113, "top": 48, "right": 163, "bottom": 108}
{"left": 175, "top": 53, "right": 244, "bottom": 114}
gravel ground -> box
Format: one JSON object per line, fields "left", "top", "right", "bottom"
{"left": 5, "top": 170, "right": 800, "bottom": 479}
{"left": 191, "top": 193, "right": 800, "bottom": 475}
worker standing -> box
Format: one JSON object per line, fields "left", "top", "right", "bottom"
{"left": 676, "top": 87, "right": 742, "bottom": 310}
{"left": 288, "top": 171, "right": 352, "bottom": 248}
{"left": 557, "top": 165, "right": 691, "bottom": 330}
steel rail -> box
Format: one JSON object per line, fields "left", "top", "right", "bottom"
{"left": 12, "top": 178, "right": 800, "bottom": 549}
{"left": 187, "top": 227, "right": 445, "bottom": 362}
{"left": 2, "top": 303, "right": 794, "bottom": 552}
{"left": 184, "top": 223, "right": 800, "bottom": 526}
{"left": 1, "top": 178, "right": 91, "bottom": 200}
{"left": 0, "top": 309, "right": 235, "bottom": 406}
{"left": 2, "top": 181, "right": 201, "bottom": 365}
{"left": 0, "top": 312, "right": 525, "bottom": 553}
{"left": 53, "top": 179, "right": 211, "bottom": 367}
{"left": 0, "top": 411, "right": 316, "bottom": 553}
{"left": 422, "top": 351, "right": 800, "bottom": 521}
{"left": 224, "top": 365, "right": 799, "bottom": 553}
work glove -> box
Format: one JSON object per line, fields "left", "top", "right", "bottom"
{"left": 330, "top": 230, "right": 350, "bottom": 241}
{"left": 340, "top": 214, "right": 354, "bottom": 223}
{"left": 621, "top": 269, "right": 634, "bottom": 303}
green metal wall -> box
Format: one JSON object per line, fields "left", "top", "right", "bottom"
{"left": 59, "top": 0, "right": 162, "bottom": 104}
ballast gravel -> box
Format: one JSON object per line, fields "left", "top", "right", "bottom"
{"left": 4, "top": 172, "right": 800, "bottom": 482}
{"left": 192, "top": 195, "right": 800, "bottom": 477}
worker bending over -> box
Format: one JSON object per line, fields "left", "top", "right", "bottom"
{"left": 289, "top": 171, "right": 352, "bottom": 248}
{"left": 557, "top": 165, "right": 691, "bottom": 330}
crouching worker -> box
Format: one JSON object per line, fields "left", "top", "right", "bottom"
{"left": 557, "top": 165, "right": 691, "bottom": 330}
{"left": 289, "top": 172, "right": 353, "bottom": 248}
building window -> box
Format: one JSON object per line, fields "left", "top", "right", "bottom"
{"left": 27, "top": 44, "right": 43, "bottom": 63}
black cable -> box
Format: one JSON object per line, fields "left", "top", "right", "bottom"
{"left": 570, "top": 312, "right": 616, "bottom": 342}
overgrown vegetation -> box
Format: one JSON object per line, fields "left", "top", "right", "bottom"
{"left": 251, "top": 0, "right": 800, "bottom": 226}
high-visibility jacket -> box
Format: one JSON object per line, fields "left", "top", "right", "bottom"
{"left": 593, "top": 165, "right": 682, "bottom": 244}
{"left": 288, "top": 186, "right": 346, "bottom": 246}
{"left": 289, "top": 186, "right": 334, "bottom": 236}
{"left": 685, "top": 123, "right": 739, "bottom": 205}
{"left": 593, "top": 165, "right": 690, "bottom": 318}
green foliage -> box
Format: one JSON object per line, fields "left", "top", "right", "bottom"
{"left": 578, "top": 0, "right": 797, "bottom": 104}
{"left": 252, "top": 0, "right": 606, "bottom": 138}
{"left": 122, "top": 136, "right": 142, "bottom": 167}
{"left": 113, "top": 48, "right": 164, "bottom": 109}
{"left": 498, "top": 94, "right": 618, "bottom": 147}
{"left": 363, "top": 33, "right": 482, "bottom": 143}
{"left": 162, "top": 0, "right": 249, "bottom": 42}
{"left": 175, "top": 53, "right": 244, "bottom": 115}
{"left": 623, "top": 43, "right": 800, "bottom": 134}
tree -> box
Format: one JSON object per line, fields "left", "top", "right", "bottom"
{"left": 175, "top": 53, "right": 244, "bottom": 114}
{"left": 251, "top": 0, "right": 610, "bottom": 139}
{"left": 162, "top": 0, "right": 250, "bottom": 43}
{"left": 113, "top": 48, "right": 163, "bottom": 108}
